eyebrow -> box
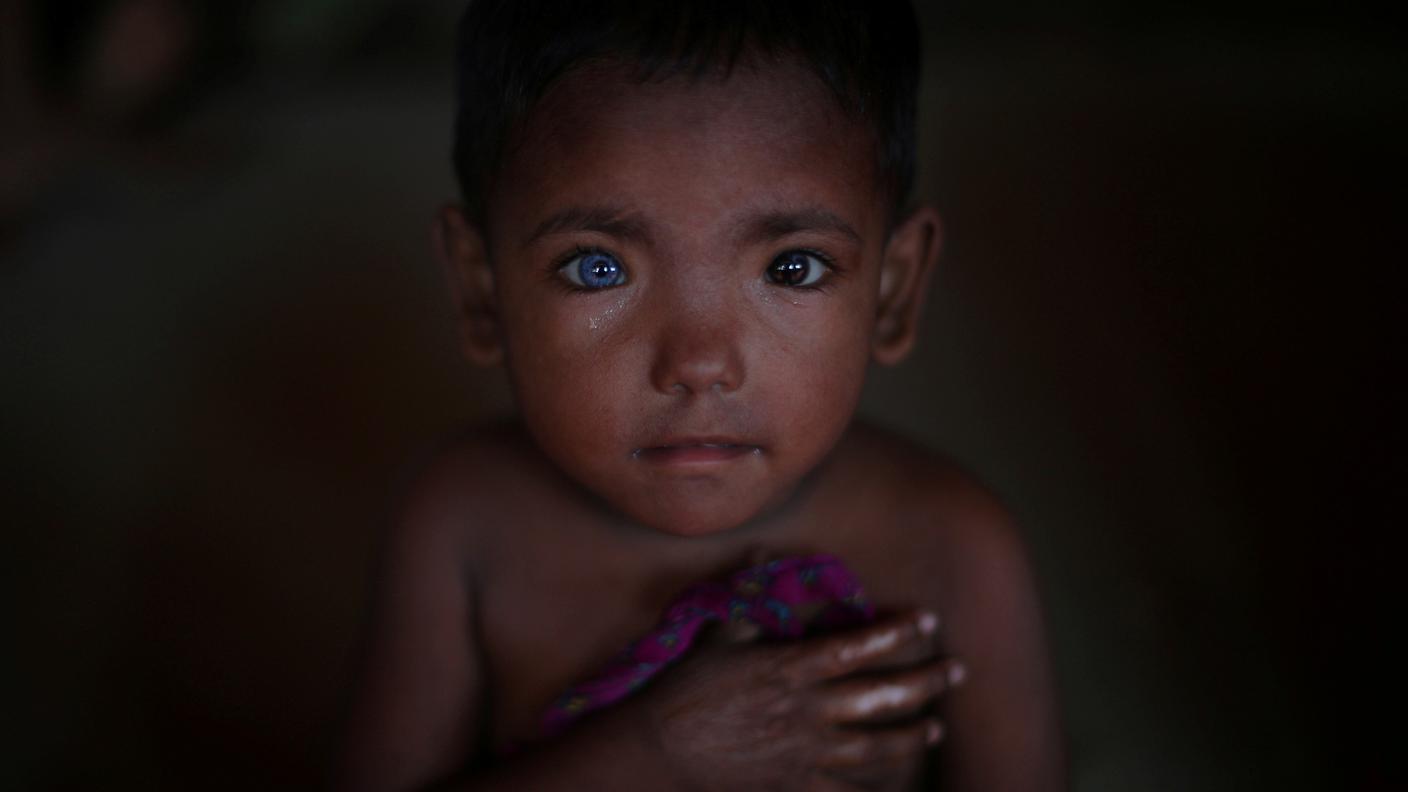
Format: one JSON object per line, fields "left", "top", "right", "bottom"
{"left": 737, "top": 207, "right": 861, "bottom": 245}
{"left": 521, "top": 203, "right": 862, "bottom": 249}
{"left": 523, "top": 205, "right": 650, "bottom": 248}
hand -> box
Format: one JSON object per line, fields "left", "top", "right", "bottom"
{"left": 636, "top": 610, "right": 965, "bottom": 791}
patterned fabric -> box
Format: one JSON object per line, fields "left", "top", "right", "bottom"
{"left": 538, "top": 554, "right": 875, "bottom": 738}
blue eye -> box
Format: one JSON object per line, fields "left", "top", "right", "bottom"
{"left": 559, "top": 249, "right": 627, "bottom": 290}
{"left": 766, "top": 251, "right": 830, "bottom": 287}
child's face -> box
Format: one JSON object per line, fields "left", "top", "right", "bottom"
{"left": 443, "top": 56, "right": 938, "bottom": 536}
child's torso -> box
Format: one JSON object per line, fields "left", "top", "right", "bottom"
{"left": 472, "top": 511, "right": 944, "bottom": 752}
{"left": 450, "top": 421, "right": 958, "bottom": 763}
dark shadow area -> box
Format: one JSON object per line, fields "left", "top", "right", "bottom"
{"left": 4, "top": 0, "right": 1400, "bottom": 789}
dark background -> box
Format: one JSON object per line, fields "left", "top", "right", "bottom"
{"left": 3, "top": 0, "right": 1401, "bottom": 789}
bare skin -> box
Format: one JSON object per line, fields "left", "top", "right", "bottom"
{"left": 337, "top": 422, "right": 1063, "bottom": 791}
{"left": 337, "top": 54, "right": 1063, "bottom": 791}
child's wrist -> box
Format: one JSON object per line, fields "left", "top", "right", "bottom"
{"left": 561, "top": 694, "right": 692, "bottom": 791}
{"left": 622, "top": 696, "right": 692, "bottom": 791}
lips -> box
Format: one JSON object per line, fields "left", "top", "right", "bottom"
{"left": 634, "top": 437, "right": 763, "bottom": 466}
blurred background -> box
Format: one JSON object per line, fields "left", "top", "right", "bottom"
{"left": 3, "top": 0, "right": 1400, "bottom": 789}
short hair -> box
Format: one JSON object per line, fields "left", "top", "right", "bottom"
{"left": 452, "top": 0, "right": 922, "bottom": 228}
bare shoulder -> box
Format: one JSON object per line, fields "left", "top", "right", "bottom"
{"left": 839, "top": 420, "right": 1026, "bottom": 582}
{"left": 393, "top": 419, "right": 555, "bottom": 566}
{"left": 337, "top": 421, "right": 559, "bottom": 791}
{"left": 840, "top": 421, "right": 1067, "bottom": 790}
{"left": 840, "top": 419, "right": 1043, "bottom": 650}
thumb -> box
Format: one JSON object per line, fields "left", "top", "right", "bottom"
{"left": 699, "top": 548, "right": 773, "bottom": 646}
{"left": 700, "top": 616, "right": 763, "bottom": 646}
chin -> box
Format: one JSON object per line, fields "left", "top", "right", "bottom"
{"left": 627, "top": 495, "right": 766, "bottom": 538}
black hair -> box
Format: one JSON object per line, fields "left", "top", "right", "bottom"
{"left": 452, "top": 0, "right": 921, "bottom": 228}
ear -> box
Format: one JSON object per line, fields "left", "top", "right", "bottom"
{"left": 434, "top": 204, "right": 503, "bottom": 366}
{"left": 872, "top": 205, "right": 942, "bottom": 366}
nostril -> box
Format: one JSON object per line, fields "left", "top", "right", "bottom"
{"left": 664, "top": 378, "right": 732, "bottom": 396}
{"left": 654, "top": 365, "right": 742, "bottom": 396}
{"left": 650, "top": 323, "right": 745, "bottom": 395}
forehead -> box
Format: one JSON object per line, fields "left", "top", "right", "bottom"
{"left": 489, "top": 56, "right": 883, "bottom": 246}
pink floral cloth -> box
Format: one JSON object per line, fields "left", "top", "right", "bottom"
{"left": 539, "top": 554, "right": 875, "bottom": 738}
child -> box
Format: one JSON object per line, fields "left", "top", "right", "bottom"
{"left": 337, "top": 1, "right": 1064, "bottom": 789}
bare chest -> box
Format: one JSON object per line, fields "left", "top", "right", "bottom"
{"left": 472, "top": 517, "right": 947, "bottom": 751}
{"left": 472, "top": 537, "right": 728, "bottom": 749}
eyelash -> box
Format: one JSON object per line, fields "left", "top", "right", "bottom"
{"left": 778, "top": 248, "right": 843, "bottom": 291}
{"left": 548, "top": 245, "right": 617, "bottom": 294}
{"left": 545, "top": 246, "right": 844, "bottom": 292}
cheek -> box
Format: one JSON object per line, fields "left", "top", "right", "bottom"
{"left": 504, "top": 279, "right": 635, "bottom": 351}
{"left": 752, "top": 276, "right": 874, "bottom": 361}
{"left": 502, "top": 275, "right": 872, "bottom": 454}
{"left": 501, "top": 290, "right": 641, "bottom": 443}
{"left": 747, "top": 291, "right": 873, "bottom": 428}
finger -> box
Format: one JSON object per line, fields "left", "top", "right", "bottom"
{"left": 815, "top": 718, "right": 944, "bottom": 769}
{"left": 716, "top": 618, "right": 763, "bottom": 644}
{"left": 812, "top": 659, "right": 966, "bottom": 724}
{"left": 695, "top": 618, "right": 762, "bottom": 648}
{"left": 862, "top": 619, "right": 944, "bottom": 671}
{"left": 783, "top": 610, "right": 940, "bottom": 684}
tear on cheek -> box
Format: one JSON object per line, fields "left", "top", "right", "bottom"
{"left": 585, "top": 295, "right": 630, "bottom": 332}
{"left": 587, "top": 306, "right": 615, "bottom": 331}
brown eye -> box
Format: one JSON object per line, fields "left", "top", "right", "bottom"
{"left": 766, "top": 251, "right": 828, "bottom": 287}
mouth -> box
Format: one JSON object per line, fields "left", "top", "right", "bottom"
{"left": 633, "top": 437, "right": 764, "bottom": 467}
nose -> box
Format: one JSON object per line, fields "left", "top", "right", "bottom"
{"left": 648, "top": 304, "right": 746, "bottom": 396}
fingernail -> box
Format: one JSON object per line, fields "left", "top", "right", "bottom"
{"left": 947, "top": 661, "right": 967, "bottom": 687}
{"left": 926, "top": 720, "right": 945, "bottom": 744}
{"left": 917, "top": 611, "right": 940, "bottom": 635}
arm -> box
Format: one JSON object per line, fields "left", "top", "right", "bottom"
{"left": 333, "top": 469, "right": 686, "bottom": 792}
{"left": 930, "top": 488, "right": 1067, "bottom": 792}
{"left": 334, "top": 476, "right": 484, "bottom": 792}
{"left": 337, "top": 502, "right": 955, "bottom": 792}
{"left": 335, "top": 452, "right": 966, "bottom": 792}
{"left": 427, "top": 697, "right": 682, "bottom": 791}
